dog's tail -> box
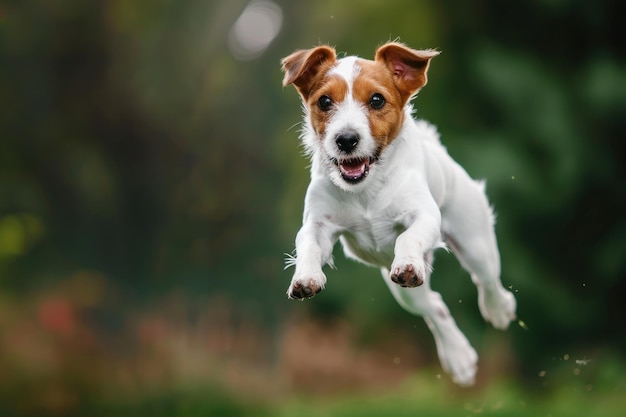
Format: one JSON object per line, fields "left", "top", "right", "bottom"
{"left": 414, "top": 119, "right": 442, "bottom": 145}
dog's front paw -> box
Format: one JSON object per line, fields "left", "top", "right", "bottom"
{"left": 287, "top": 272, "right": 326, "bottom": 300}
{"left": 390, "top": 261, "right": 425, "bottom": 288}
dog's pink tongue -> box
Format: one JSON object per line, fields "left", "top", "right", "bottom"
{"left": 340, "top": 159, "right": 368, "bottom": 179}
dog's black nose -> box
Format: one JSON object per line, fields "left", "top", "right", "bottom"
{"left": 336, "top": 132, "right": 359, "bottom": 153}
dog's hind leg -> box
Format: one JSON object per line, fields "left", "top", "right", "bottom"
{"left": 381, "top": 264, "right": 478, "bottom": 386}
{"left": 441, "top": 176, "right": 516, "bottom": 330}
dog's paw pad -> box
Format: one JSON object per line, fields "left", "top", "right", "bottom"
{"left": 390, "top": 264, "right": 424, "bottom": 288}
{"left": 287, "top": 275, "right": 325, "bottom": 300}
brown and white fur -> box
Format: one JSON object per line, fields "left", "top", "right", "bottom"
{"left": 281, "top": 42, "right": 516, "bottom": 386}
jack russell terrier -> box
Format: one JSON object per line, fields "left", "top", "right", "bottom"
{"left": 281, "top": 42, "right": 516, "bottom": 386}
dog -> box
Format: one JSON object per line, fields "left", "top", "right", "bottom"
{"left": 280, "top": 42, "right": 516, "bottom": 386}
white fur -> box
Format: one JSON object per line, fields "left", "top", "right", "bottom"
{"left": 286, "top": 57, "right": 516, "bottom": 386}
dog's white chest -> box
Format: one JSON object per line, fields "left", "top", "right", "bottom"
{"left": 335, "top": 204, "right": 410, "bottom": 266}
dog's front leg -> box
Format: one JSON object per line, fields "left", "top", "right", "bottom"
{"left": 287, "top": 218, "right": 336, "bottom": 299}
{"left": 390, "top": 207, "right": 442, "bottom": 288}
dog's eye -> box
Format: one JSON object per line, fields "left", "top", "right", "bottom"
{"left": 369, "top": 93, "right": 385, "bottom": 109}
{"left": 318, "top": 95, "right": 333, "bottom": 111}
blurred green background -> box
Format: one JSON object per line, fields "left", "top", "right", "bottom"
{"left": 1, "top": 0, "right": 625, "bottom": 415}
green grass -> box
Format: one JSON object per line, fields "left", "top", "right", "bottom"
{"left": 81, "top": 368, "right": 625, "bottom": 417}
{"left": 277, "top": 375, "right": 624, "bottom": 417}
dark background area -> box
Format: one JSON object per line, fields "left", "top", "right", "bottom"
{"left": 0, "top": 0, "right": 624, "bottom": 415}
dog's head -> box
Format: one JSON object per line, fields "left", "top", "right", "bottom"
{"left": 281, "top": 42, "right": 438, "bottom": 191}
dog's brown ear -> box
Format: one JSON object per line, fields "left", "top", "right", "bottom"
{"left": 281, "top": 46, "right": 337, "bottom": 100}
{"left": 375, "top": 42, "right": 439, "bottom": 103}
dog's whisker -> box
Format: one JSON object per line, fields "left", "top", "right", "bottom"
{"left": 286, "top": 121, "right": 302, "bottom": 133}
{"left": 283, "top": 252, "right": 297, "bottom": 270}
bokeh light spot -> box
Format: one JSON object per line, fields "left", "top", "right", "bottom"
{"left": 228, "top": 0, "right": 283, "bottom": 61}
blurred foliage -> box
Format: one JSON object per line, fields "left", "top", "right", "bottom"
{"left": 0, "top": 0, "right": 625, "bottom": 415}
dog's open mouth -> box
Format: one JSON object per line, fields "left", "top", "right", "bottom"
{"left": 334, "top": 157, "right": 371, "bottom": 183}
